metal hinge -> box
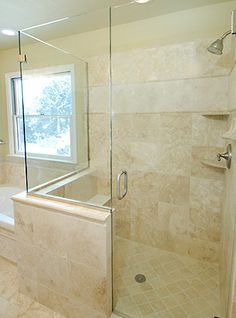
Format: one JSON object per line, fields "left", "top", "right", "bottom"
{"left": 18, "top": 54, "right": 27, "bottom": 63}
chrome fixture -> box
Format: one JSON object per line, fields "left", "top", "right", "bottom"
{"left": 217, "top": 144, "right": 232, "bottom": 169}
{"left": 207, "top": 10, "right": 236, "bottom": 55}
{"left": 207, "top": 30, "right": 231, "bottom": 55}
{"left": 117, "top": 170, "right": 128, "bottom": 200}
{"left": 0, "top": 139, "right": 5, "bottom": 145}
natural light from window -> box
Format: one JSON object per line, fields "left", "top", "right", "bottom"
{"left": 9, "top": 67, "right": 75, "bottom": 162}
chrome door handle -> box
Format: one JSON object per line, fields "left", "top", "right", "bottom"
{"left": 117, "top": 170, "right": 128, "bottom": 200}
{"left": 217, "top": 144, "right": 232, "bottom": 169}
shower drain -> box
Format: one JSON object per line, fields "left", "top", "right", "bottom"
{"left": 135, "top": 274, "right": 146, "bottom": 283}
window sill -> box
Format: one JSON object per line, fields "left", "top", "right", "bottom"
{"left": 7, "top": 154, "right": 87, "bottom": 171}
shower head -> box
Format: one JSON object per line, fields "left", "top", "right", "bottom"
{"left": 207, "top": 30, "right": 231, "bottom": 55}
{"left": 208, "top": 10, "right": 236, "bottom": 55}
{"left": 207, "top": 38, "right": 224, "bottom": 55}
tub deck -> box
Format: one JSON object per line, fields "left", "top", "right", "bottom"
{"left": 0, "top": 184, "right": 23, "bottom": 218}
{"left": 0, "top": 184, "right": 23, "bottom": 262}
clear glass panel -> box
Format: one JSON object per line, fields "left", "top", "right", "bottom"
{"left": 111, "top": 1, "right": 233, "bottom": 317}
{"left": 22, "top": 116, "right": 71, "bottom": 157}
{"left": 22, "top": 72, "right": 72, "bottom": 116}
{"left": 19, "top": 8, "right": 111, "bottom": 209}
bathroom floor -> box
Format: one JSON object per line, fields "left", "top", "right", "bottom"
{"left": 114, "top": 237, "right": 221, "bottom": 318}
{"left": 0, "top": 255, "right": 65, "bottom": 318}
{"left": 0, "top": 255, "right": 119, "bottom": 318}
{"left": 0, "top": 244, "right": 220, "bottom": 318}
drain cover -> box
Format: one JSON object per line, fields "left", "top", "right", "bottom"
{"left": 135, "top": 274, "right": 146, "bottom": 283}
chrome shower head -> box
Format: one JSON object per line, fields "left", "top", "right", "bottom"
{"left": 207, "top": 30, "right": 231, "bottom": 55}
{"left": 207, "top": 38, "right": 224, "bottom": 55}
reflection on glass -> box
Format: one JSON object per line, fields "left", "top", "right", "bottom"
{"left": 16, "top": 117, "right": 71, "bottom": 158}
{"left": 12, "top": 68, "right": 74, "bottom": 161}
{"left": 19, "top": 7, "right": 111, "bottom": 209}
{"left": 23, "top": 72, "right": 72, "bottom": 116}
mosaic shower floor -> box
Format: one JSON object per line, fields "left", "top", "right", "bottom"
{"left": 114, "top": 237, "right": 221, "bottom": 318}
{"left": 0, "top": 243, "right": 220, "bottom": 318}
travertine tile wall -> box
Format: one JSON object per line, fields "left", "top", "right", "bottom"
{"left": 113, "top": 113, "right": 227, "bottom": 262}
{"left": 221, "top": 127, "right": 236, "bottom": 317}
{"left": 0, "top": 156, "right": 22, "bottom": 263}
{"left": 88, "top": 38, "right": 233, "bottom": 262}
{"left": 0, "top": 156, "right": 4, "bottom": 184}
{"left": 0, "top": 157, "right": 25, "bottom": 187}
{"left": 0, "top": 156, "right": 77, "bottom": 189}
{"left": 14, "top": 194, "right": 112, "bottom": 318}
{"left": 223, "top": 37, "right": 236, "bottom": 318}
{"left": 0, "top": 227, "right": 16, "bottom": 262}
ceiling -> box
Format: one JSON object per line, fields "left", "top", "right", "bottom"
{"left": 0, "top": 0, "right": 233, "bottom": 50}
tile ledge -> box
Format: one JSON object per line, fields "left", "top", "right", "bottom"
{"left": 0, "top": 226, "right": 15, "bottom": 239}
{"left": 12, "top": 192, "right": 111, "bottom": 224}
{"left": 222, "top": 118, "right": 236, "bottom": 141}
{"left": 201, "top": 159, "right": 226, "bottom": 170}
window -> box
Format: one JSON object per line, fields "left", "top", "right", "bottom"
{"left": 6, "top": 65, "right": 76, "bottom": 162}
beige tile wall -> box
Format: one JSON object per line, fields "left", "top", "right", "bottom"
{"left": 111, "top": 112, "right": 227, "bottom": 262}
{"left": 0, "top": 156, "right": 77, "bottom": 190}
{"left": 222, "top": 35, "right": 236, "bottom": 316}
{"left": 0, "top": 158, "right": 4, "bottom": 184}
{"left": 13, "top": 195, "right": 112, "bottom": 318}
{"left": 220, "top": 128, "right": 236, "bottom": 318}
{"left": 0, "top": 157, "right": 25, "bottom": 188}
{"left": 0, "top": 227, "right": 17, "bottom": 263}
{"left": 88, "top": 38, "right": 231, "bottom": 263}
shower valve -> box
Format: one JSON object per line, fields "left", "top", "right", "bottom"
{"left": 217, "top": 152, "right": 230, "bottom": 161}
{"left": 216, "top": 144, "right": 232, "bottom": 169}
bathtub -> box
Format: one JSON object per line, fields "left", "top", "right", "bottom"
{"left": 0, "top": 184, "right": 23, "bottom": 230}
{"left": 0, "top": 184, "right": 22, "bottom": 262}
{"left": 33, "top": 169, "right": 110, "bottom": 208}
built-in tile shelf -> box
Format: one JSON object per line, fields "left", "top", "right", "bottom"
{"left": 201, "top": 111, "right": 230, "bottom": 117}
{"left": 87, "top": 194, "right": 110, "bottom": 206}
{"left": 222, "top": 118, "right": 236, "bottom": 141}
{"left": 201, "top": 159, "right": 226, "bottom": 170}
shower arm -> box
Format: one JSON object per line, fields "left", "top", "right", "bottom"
{"left": 220, "top": 30, "right": 232, "bottom": 40}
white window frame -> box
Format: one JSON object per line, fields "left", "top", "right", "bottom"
{"left": 6, "top": 64, "right": 77, "bottom": 163}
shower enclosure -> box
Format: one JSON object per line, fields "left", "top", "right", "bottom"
{"left": 17, "top": 1, "right": 236, "bottom": 317}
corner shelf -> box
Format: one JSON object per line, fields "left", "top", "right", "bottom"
{"left": 201, "top": 159, "right": 226, "bottom": 170}
{"left": 222, "top": 118, "right": 236, "bottom": 141}
{"left": 201, "top": 111, "right": 230, "bottom": 117}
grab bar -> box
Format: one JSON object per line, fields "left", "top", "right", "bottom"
{"left": 117, "top": 170, "right": 128, "bottom": 200}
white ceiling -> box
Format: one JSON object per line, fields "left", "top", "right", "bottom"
{"left": 0, "top": 0, "right": 233, "bottom": 50}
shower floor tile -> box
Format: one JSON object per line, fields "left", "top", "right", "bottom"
{"left": 0, "top": 244, "right": 220, "bottom": 318}
{"left": 114, "top": 237, "right": 221, "bottom": 318}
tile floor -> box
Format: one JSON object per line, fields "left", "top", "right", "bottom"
{"left": 0, "top": 255, "right": 66, "bottom": 318}
{"left": 0, "top": 255, "right": 119, "bottom": 318}
{"left": 0, "top": 239, "right": 221, "bottom": 318}
{"left": 113, "top": 237, "right": 221, "bottom": 318}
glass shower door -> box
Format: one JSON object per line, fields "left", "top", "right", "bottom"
{"left": 111, "top": 1, "right": 230, "bottom": 317}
